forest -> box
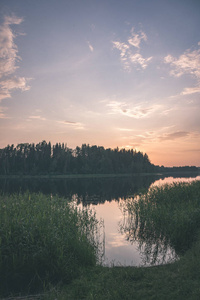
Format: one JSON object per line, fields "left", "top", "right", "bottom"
{"left": 0, "top": 140, "right": 198, "bottom": 175}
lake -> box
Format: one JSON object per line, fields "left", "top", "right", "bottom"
{"left": 0, "top": 173, "right": 199, "bottom": 267}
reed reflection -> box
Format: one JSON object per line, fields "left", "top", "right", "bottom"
{"left": 119, "top": 181, "right": 200, "bottom": 265}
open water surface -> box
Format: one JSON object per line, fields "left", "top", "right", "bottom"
{"left": 0, "top": 173, "right": 199, "bottom": 266}
{"left": 85, "top": 175, "right": 200, "bottom": 266}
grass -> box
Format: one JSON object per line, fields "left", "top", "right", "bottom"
{"left": 0, "top": 193, "right": 103, "bottom": 297}
{"left": 120, "top": 180, "right": 200, "bottom": 263}
{"left": 1, "top": 181, "right": 200, "bottom": 299}
{"left": 43, "top": 246, "right": 200, "bottom": 300}
{"left": 42, "top": 180, "right": 200, "bottom": 300}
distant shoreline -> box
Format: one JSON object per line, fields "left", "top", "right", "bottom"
{"left": 0, "top": 171, "right": 199, "bottom": 179}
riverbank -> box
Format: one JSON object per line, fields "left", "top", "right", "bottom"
{"left": 4, "top": 232, "right": 200, "bottom": 299}
{"left": 45, "top": 239, "right": 200, "bottom": 300}
{"left": 42, "top": 180, "right": 200, "bottom": 299}
{"left": 0, "top": 170, "right": 199, "bottom": 179}
{"left": 1, "top": 181, "right": 200, "bottom": 299}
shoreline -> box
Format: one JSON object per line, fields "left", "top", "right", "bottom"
{"left": 0, "top": 171, "right": 199, "bottom": 179}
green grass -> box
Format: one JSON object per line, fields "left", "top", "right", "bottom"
{"left": 44, "top": 180, "right": 200, "bottom": 300}
{"left": 120, "top": 180, "right": 200, "bottom": 262}
{"left": 43, "top": 246, "right": 200, "bottom": 300}
{"left": 1, "top": 181, "right": 200, "bottom": 299}
{"left": 0, "top": 193, "right": 103, "bottom": 297}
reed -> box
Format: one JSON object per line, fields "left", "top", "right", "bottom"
{"left": 1, "top": 181, "right": 200, "bottom": 299}
{"left": 0, "top": 192, "right": 102, "bottom": 296}
{"left": 120, "top": 180, "right": 200, "bottom": 264}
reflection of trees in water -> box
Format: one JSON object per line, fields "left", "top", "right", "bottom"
{"left": 0, "top": 174, "right": 198, "bottom": 205}
{"left": 119, "top": 181, "right": 200, "bottom": 265}
{"left": 0, "top": 175, "right": 160, "bottom": 205}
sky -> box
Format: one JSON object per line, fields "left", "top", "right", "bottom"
{"left": 0, "top": 0, "right": 200, "bottom": 167}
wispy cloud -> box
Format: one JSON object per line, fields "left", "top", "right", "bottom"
{"left": 0, "top": 15, "right": 30, "bottom": 101}
{"left": 87, "top": 41, "right": 94, "bottom": 52}
{"left": 128, "top": 27, "right": 147, "bottom": 49}
{"left": 129, "top": 53, "right": 152, "bottom": 69}
{"left": 4, "top": 15, "right": 23, "bottom": 26}
{"left": 119, "top": 126, "right": 191, "bottom": 148}
{"left": 112, "top": 41, "right": 130, "bottom": 70}
{"left": 106, "top": 100, "right": 160, "bottom": 119}
{"left": 28, "top": 115, "right": 46, "bottom": 121}
{"left": 181, "top": 86, "right": 200, "bottom": 95}
{"left": 112, "top": 27, "right": 152, "bottom": 71}
{"left": 1, "top": 76, "right": 30, "bottom": 91}
{"left": 164, "top": 42, "right": 200, "bottom": 95}
{"left": 137, "top": 130, "right": 191, "bottom": 144}
{"left": 158, "top": 131, "right": 190, "bottom": 141}
{"left": 0, "top": 106, "right": 8, "bottom": 118}
{"left": 58, "top": 120, "right": 85, "bottom": 130}
{"left": 164, "top": 46, "right": 200, "bottom": 78}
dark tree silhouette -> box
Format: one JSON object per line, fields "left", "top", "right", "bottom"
{"left": 0, "top": 141, "right": 198, "bottom": 175}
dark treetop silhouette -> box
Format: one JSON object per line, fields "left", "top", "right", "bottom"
{"left": 0, "top": 140, "right": 198, "bottom": 175}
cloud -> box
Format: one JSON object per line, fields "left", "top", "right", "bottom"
{"left": 158, "top": 131, "right": 190, "bottom": 141}
{"left": 112, "top": 41, "right": 130, "bottom": 70}
{"left": 1, "top": 76, "right": 30, "bottom": 91}
{"left": 0, "top": 76, "right": 31, "bottom": 101}
{"left": 119, "top": 127, "right": 189, "bottom": 148}
{"left": 63, "top": 121, "right": 77, "bottom": 124}
{"left": 164, "top": 43, "right": 200, "bottom": 95}
{"left": 0, "top": 15, "right": 23, "bottom": 78}
{"left": 0, "top": 15, "right": 30, "bottom": 101}
{"left": 87, "top": 41, "right": 94, "bottom": 52}
{"left": 4, "top": 15, "right": 24, "bottom": 25}
{"left": 112, "top": 41, "right": 129, "bottom": 59}
{"left": 28, "top": 115, "right": 46, "bottom": 121}
{"left": 112, "top": 28, "right": 152, "bottom": 71}
{"left": 181, "top": 86, "right": 200, "bottom": 95}
{"left": 164, "top": 45, "right": 200, "bottom": 78}
{"left": 117, "top": 128, "right": 133, "bottom": 132}
{"left": 164, "top": 52, "right": 200, "bottom": 77}
{"left": 58, "top": 120, "right": 85, "bottom": 130}
{"left": 141, "top": 130, "right": 191, "bottom": 143}
{"left": 128, "top": 27, "right": 147, "bottom": 48}
{"left": 129, "top": 53, "right": 152, "bottom": 69}
{"left": 0, "top": 106, "right": 8, "bottom": 118}
{"left": 181, "top": 148, "right": 200, "bottom": 153}
{"left": 0, "top": 91, "right": 11, "bottom": 101}
{"left": 107, "top": 100, "right": 159, "bottom": 118}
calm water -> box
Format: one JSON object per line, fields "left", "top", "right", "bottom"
{"left": 87, "top": 175, "right": 200, "bottom": 266}
{"left": 0, "top": 173, "right": 199, "bottom": 266}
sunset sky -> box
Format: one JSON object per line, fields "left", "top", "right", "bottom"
{"left": 0, "top": 0, "right": 200, "bottom": 167}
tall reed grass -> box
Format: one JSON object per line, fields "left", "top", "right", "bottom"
{"left": 120, "top": 180, "right": 200, "bottom": 264}
{"left": 0, "top": 192, "right": 103, "bottom": 296}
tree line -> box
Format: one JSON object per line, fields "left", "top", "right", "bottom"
{"left": 0, "top": 141, "right": 198, "bottom": 175}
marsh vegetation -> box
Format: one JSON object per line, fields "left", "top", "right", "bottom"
{"left": 0, "top": 179, "right": 200, "bottom": 299}
{"left": 120, "top": 181, "right": 200, "bottom": 265}
{"left": 0, "top": 193, "right": 104, "bottom": 296}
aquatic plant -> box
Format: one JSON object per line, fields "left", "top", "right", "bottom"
{"left": 120, "top": 181, "right": 200, "bottom": 265}
{"left": 0, "top": 193, "right": 103, "bottom": 295}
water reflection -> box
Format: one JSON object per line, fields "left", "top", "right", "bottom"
{"left": 0, "top": 175, "right": 160, "bottom": 204}
{"left": 0, "top": 174, "right": 199, "bottom": 266}
{"left": 119, "top": 200, "right": 178, "bottom": 266}
{"left": 119, "top": 176, "right": 200, "bottom": 266}
{"left": 0, "top": 173, "right": 198, "bottom": 205}
{"left": 151, "top": 175, "right": 200, "bottom": 187}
